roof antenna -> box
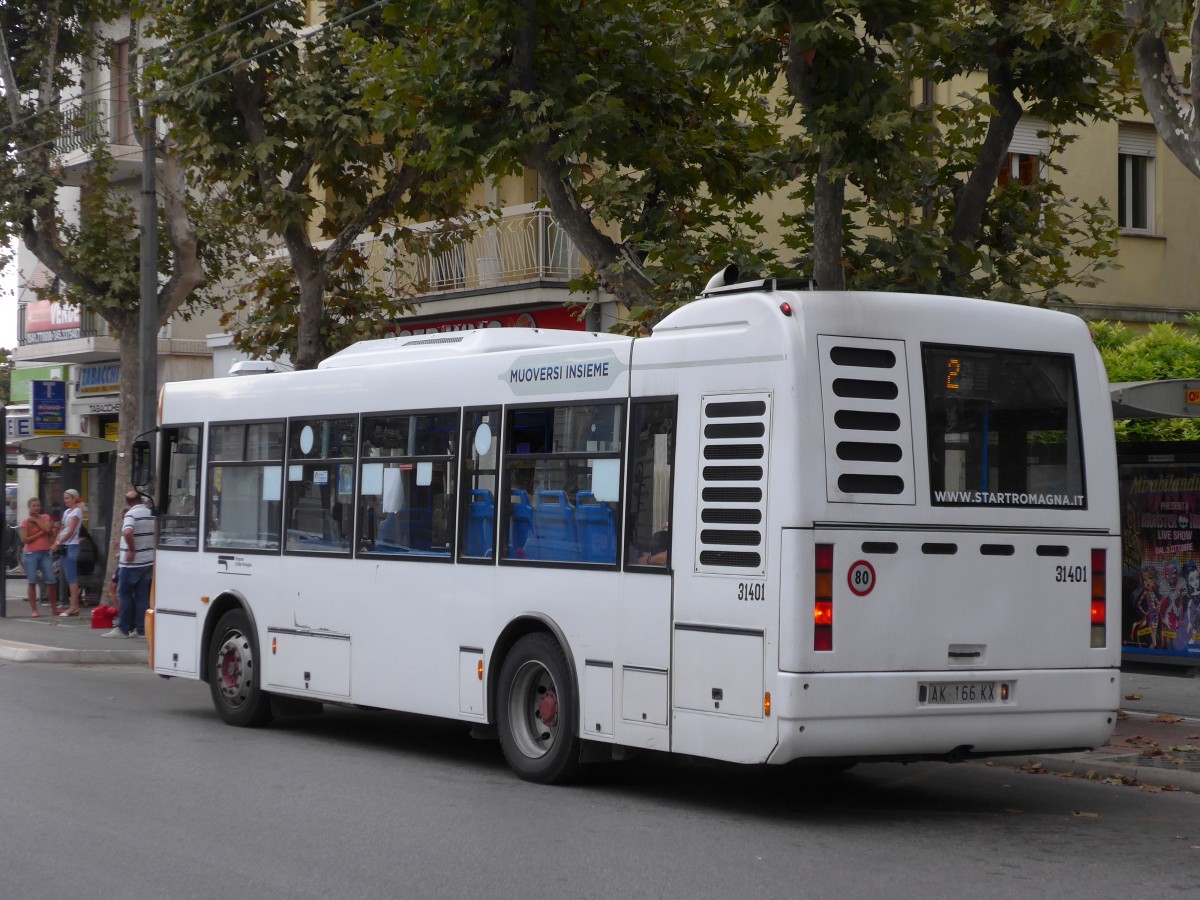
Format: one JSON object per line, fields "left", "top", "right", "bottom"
{"left": 703, "top": 264, "right": 739, "bottom": 293}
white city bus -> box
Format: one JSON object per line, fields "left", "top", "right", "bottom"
{"left": 144, "top": 270, "right": 1121, "bottom": 783}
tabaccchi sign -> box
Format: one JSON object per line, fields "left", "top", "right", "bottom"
{"left": 394, "top": 306, "right": 586, "bottom": 337}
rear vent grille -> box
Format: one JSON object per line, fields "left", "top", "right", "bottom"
{"left": 696, "top": 392, "right": 770, "bottom": 574}
{"left": 818, "top": 335, "right": 915, "bottom": 505}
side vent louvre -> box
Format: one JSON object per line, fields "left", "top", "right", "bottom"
{"left": 818, "top": 335, "right": 915, "bottom": 505}
{"left": 696, "top": 393, "right": 770, "bottom": 574}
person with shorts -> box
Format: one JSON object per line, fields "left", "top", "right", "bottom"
{"left": 51, "top": 488, "right": 84, "bottom": 616}
{"left": 18, "top": 497, "right": 60, "bottom": 616}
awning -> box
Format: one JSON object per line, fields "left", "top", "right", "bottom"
{"left": 11, "top": 434, "right": 117, "bottom": 455}
{"left": 1110, "top": 380, "right": 1200, "bottom": 420}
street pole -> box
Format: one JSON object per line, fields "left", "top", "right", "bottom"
{"left": 139, "top": 114, "right": 158, "bottom": 447}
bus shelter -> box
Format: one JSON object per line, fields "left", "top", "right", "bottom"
{"left": 0, "top": 433, "right": 116, "bottom": 618}
{"left": 1111, "top": 380, "right": 1200, "bottom": 669}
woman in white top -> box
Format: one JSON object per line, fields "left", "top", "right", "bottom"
{"left": 51, "top": 488, "right": 84, "bottom": 616}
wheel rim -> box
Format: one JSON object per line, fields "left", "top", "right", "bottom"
{"left": 507, "top": 659, "right": 560, "bottom": 760}
{"left": 215, "top": 629, "right": 254, "bottom": 710}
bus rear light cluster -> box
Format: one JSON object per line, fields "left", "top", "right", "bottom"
{"left": 1090, "top": 548, "right": 1106, "bottom": 648}
{"left": 815, "top": 543, "right": 834, "bottom": 651}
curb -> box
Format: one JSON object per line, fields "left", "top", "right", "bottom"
{"left": 0, "top": 638, "right": 147, "bottom": 665}
{"left": 994, "top": 752, "right": 1200, "bottom": 793}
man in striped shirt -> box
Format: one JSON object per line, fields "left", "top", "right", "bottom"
{"left": 103, "top": 491, "right": 155, "bottom": 639}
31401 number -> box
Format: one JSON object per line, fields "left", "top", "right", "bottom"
{"left": 1055, "top": 565, "right": 1087, "bottom": 583}
{"left": 738, "top": 582, "right": 766, "bottom": 601}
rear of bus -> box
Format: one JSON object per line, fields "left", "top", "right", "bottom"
{"left": 771, "top": 291, "right": 1120, "bottom": 764}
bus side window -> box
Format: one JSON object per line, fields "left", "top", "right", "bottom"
{"left": 359, "top": 410, "right": 458, "bottom": 558}
{"left": 501, "top": 403, "right": 622, "bottom": 566}
{"left": 626, "top": 400, "right": 676, "bottom": 571}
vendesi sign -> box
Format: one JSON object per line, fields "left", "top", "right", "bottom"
{"left": 31, "top": 380, "right": 67, "bottom": 435}
{"left": 77, "top": 362, "right": 120, "bottom": 395}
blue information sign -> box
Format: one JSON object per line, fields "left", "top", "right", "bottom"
{"left": 31, "top": 379, "right": 67, "bottom": 436}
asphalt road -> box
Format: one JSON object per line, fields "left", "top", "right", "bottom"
{"left": 1, "top": 662, "right": 1197, "bottom": 900}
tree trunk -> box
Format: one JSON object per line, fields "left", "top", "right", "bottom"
{"left": 285, "top": 225, "right": 324, "bottom": 371}
{"left": 1124, "top": 0, "right": 1200, "bottom": 179}
{"left": 943, "top": 67, "right": 1023, "bottom": 290}
{"left": 102, "top": 317, "right": 140, "bottom": 595}
{"left": 811, "top": 148, "right": 846, "bottom": 290}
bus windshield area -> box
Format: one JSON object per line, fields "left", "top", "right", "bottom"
{"left": 923, "top": 345, "right": 1085, "bottom": 510}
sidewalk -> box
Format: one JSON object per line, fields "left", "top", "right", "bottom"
{"left": 1003, "top": 666, "right": 1200, "bottom": 793}
{"left": 1, "top": 573, "right": 1197, "bottom": 789}
{"left": 0, "top": 574, "right": 146, "bottom": 665}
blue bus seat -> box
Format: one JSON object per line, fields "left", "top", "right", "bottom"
{"left": 508, "top": 489, "right": 534, "bottom": 558}
{"left": 466, "top": 489, "right": 494, "bottom": 558}
{"left": 531, "top": 489, "right": 578, "bottom": 561}
{"left": 575, "top": 491, "right": 616, "bottom": 564}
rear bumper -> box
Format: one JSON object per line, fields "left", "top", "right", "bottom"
{"left": 769, "top": 667, "right": 1119, "bottom": 763}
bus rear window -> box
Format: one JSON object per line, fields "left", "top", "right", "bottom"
{"left": 922, "top": 346, "right": 1085, "bottom": 510}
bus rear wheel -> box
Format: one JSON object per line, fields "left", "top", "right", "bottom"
{"left": 496, "top": 633, "right": 581, "bottom": 784}
{"left": 208, "top": 608, "right": 273, "bottom": 727}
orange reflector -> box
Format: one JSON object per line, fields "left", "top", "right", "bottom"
{"left": 1000, "top": 684, "right": 1009, "bottom": 701}
{"left": 477, "top": 659, "right": 484, "bottom": 681}
{"left": 814, "top": 572, "right": 833, "bottom": 598}
{"left": 200, "top": 596, "right": 210, "bottom": 604}
{"left": 764, "top": 691, "right": 772, "bottom": 717}
{"left": 271, "top": 637, "right": 277, "bottom": 655}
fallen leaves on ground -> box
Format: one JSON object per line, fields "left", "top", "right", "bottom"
{"left": 1020, "top": 762, "right": 1047, "bottom": 774}
{"left": 1073, "top": 810, "right": 1101, "bottom": 818}
{"left": 1118, "top": 735, "right": 1157, "bottom": 747}
{"left": 1124, "top": 694, "right": 1144, "bottom": 701}
{"left": 1101, "top": 775, "right": 1140, "bottom": 787}
{"left": 1153, "top": 714, "right": 1183, "bottom": 724}
{"left": 1170, "top": 745, "right": 1199, "bottom": 752}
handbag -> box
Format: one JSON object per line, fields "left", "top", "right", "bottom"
{"left": 52, "top": 544, "right": 67, "bottom": 558}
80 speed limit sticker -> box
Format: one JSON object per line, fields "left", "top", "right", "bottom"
{"left": 848, "top": 560, "right": 876, "bottom": 596}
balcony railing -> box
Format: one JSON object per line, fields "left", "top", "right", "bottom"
{"left": 342, "top": 205, "right": 586, "bottom": 298}
{"left": 55, "top": 97, "right": 137, "bottom": 155}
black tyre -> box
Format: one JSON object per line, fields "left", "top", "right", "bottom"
{"left": 208, "top": 609, "right": 273, "bottom": 727}
{"left": 496, "top": 633, "right": 582, "bottom": 784}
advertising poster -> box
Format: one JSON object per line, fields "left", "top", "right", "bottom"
{"left": 1119, "top": 460, "right": 1200, "bottom": 662}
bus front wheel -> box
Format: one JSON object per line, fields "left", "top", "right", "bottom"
{"left": 209, "top": 608, "right": 273, "bottom": 727}
{"left": 496, "top": 633, "right": 581, "bottom": 784}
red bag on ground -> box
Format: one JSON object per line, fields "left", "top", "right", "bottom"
{"left": 90, "top": 605, "right": 115, "bottom": 629}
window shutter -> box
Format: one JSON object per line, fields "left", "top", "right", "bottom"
{"left": 1118, "top": 124, "right": 1156, "bottom": 157}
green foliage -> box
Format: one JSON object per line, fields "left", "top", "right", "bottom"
{"left": 148, "top": 0, "right": 488, "bottom": 365}
{"left": 1097, "top": 319, "right": 1200, "bottom": 441}
{"left": 357, "top": 0, "right": 788, "bottom": 332}
{"left": 776, "top": 0, "right": 1124, "bottom": 300}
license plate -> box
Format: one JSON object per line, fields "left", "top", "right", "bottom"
{"left": 919, "top": 681, "right": 997, "bottom": 705}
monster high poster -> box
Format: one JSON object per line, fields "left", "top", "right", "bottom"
{"left": 1119, "top": 460, "right": 1200, "bottom": 662}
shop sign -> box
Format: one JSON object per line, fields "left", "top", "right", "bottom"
{"left": 31, "top": 380, "right": 67, "bottom": 436}
{"left": 22, "top": 299, "right": 82, "bottom": 344}
{"left": 77, "top": 362, "right": 120, "bottom": 395}
{"left": 104, "top": 422, "right": 119, "bottom": 442}
{"left": 6, "top": 415, "right": 32, "bottom": 440}
{"left": 396, "top": 306, "right": 586, "bottom": 337}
